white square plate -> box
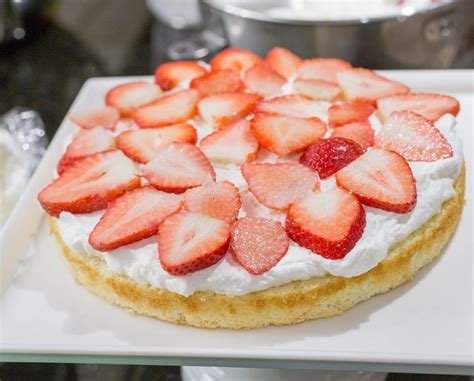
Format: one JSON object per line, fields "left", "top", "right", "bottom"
{"left": 1, "top": 71, "right": 472, "bottom": 374}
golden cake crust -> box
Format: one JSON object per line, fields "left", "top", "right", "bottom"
{"left": 48, "top": 166, "right": 465, "bottom": 329}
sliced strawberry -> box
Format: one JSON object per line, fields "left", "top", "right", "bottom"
{"left": 300, "top": 137, "right": 364, "bottom": 179}
{"left": 256, "top": 94, "right": 326, "bottom": 118}
{"left": 241, "top": 163, "right": 320, "bottom": 210}
{"left": 243, "top": 63, "right": 286, "bottom": 96}
{"left": 38, "top": 150, "right": 140, "bottom": 217}
{"left": 190, "top": 69, "right": 243, "bottom": 97}
{"left": 69, "top": 106, "right": 119, "bottom": 130}
{"left": 158, "top": 211, "right": 231, "bottom": 276}
{"left": 265, "top": 47, "right": 302, "bottom": 79}
{"left": 89, "top": 187, "right": 182, "bottom": 251}
{"left": 330, "top": 121, "right": 374, "bottom": 151}
{"left": 293, "top": 79, "right": 342, "bottom": 101}
{"left": 231, "top": 217, "right": 289, "bottom": 275}
{"left": 250, "top": 113, "right": 327, "bottom": 156}
{"left": 197, "top": 92, "right": 261, "bottom": 129}
{"left": 58, "top": 127, "right": 116, "bottom": 174}
{"left": 336, "top": 148, "right": 417, "bottom": 213}
{"left": 286, "top": 187, "right": 366, "bottom": 259}
{"left": 116, "top": 123, "right": 197, "bottom": 164}
{"left": 105, "top": 82, "right": 162, "bottom": 117}
{"left": 377, "top": 93, "right": 460, "bottom": 122}
{"left": 183, "top": 181, "right": 241, "bottom": 224}
{"left": 132, "top": 89, "right": 200, "bottom": 128}
{"left": 337, "top": 68, "right": 409, "bottom": 105}
{"left": 298, "top": 58, "right": 352, "bottom": 83}
{"left": 200, "top": 119, "right": 259, "bottom": 164}
{"left": 141, "top": 143, "right": 215, "bottom": 193}
{"left": 154, "top": 61, "right": 206, "bottom": 90}
{"left": 328, "top": 102, "right": 375, "bottom": 128}
{"left": 210, "top": 47, "right": 262, "bottom": 72}
{"left": 374, "top": 110, "right": 453, "bottom": 162}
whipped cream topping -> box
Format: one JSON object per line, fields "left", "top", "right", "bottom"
{"left": 55, "top": 110, "right": 462, "bottom": 297}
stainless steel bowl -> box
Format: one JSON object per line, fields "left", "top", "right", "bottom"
{"left": 200, "top": 0, "right": 472, "bottom": 69}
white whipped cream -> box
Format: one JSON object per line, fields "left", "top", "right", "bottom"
{"left": 55, "top": 112, "right": 462, "bottom": 296}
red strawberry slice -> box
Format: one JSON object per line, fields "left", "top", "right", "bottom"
{"left": 210, "top": 47, "right": 262, "bottom": 72}
{"left": 158, "top": 211, "right": 231, "bottom": 276}
{"left": 89, "top": 187, "right": 182, "bottom": 251}
{"left": 154, "top": 61, "right": 206, "bottom": 90}
{"left": 293, "top": 79, "right": 342, "bottom": 101}
{"left": 183, "top": 181, "right": 241, "bottom": 224}
{"left": 241, "top": 163, "right": 320, "bottom": 210}
{"left": 197, "top": 92, "right": 261, "bottom": 129}
{"left": 335, "top": 148, "right": 417, "bottom": 213}
{"left": 286, "top": 187, "right": 366, "bottom": 259}
{"left": 58, "top": 127, "right": 116, "bottom": 174}
{"left": 231, "top": 217, "right": 289, "bottom": 275}
{"left": 377, "top": 93, "right": 460, "bottom": 122}
{"left": 200, "top": 119, "right": 259, "bottom": 164}
{"left": 330, "top": 122, "right": 374, "bottom": 151}
{"left": 141, "top": 143, "right": 215, "bottom": 193}
{"left": 374, "top": 110, "right": 453, "bottom": 162}
{"left": 116, "top": 123, "right": 197, "bottom": 163}
{"left": 328, "top": 102, "right": 375, "bottom": 128}
{"left": 265, "top": 47, "right": 302, "bottom": 79}
{"left": 300, "top": 137, "right": 364, "bottom": 179}
{"left": 298, "top": 58, "right": 352, "bottom": 83}
{"left": 337, "top": 68, "right": 409, "bottom": 105}
{"left": 190, "top": 69, "right": 243, "bottom": 97}
{"left": 250, "top": 113, "right": 327, "bottom": 156}
{"left": 38, "top": 150, "right": 140, "bottom": 217}
{"left": 105, "top": 82, "right": 162, "bottom": 117}
{"left": 69, "top": 106, "right": 119, "bottom": 130}
{"left": 256, "top": 94, "right": 326, "bottom": 118}
{"left": 132, "top": 89, "right": 200, "bottom": 128}
{"left": 243, "top": 63, "right": 286, "bottom": 96}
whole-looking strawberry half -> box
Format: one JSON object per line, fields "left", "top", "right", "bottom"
{"left": 330, "top": 121, "right": 374, "bottom": 151}
{"left": 337, "top": 68, "right": 409, "bottom": 105}
{"left": 69, "top": 106, "right": 120, "bottom": 130}
{"left": 141, "top": 143, "right": 215, "bottom": 193}
{"left": 231, "top": 217, "right": 289, "bottom": 275}
{"left": 132, "top": 89, "right": 200, "bottom": 128}
{"left": 105, "top": 82, "right": 162, "bottom": 117}
{"left": 336, "top": 148, "right": 417, "bottom": 213}
{"left": 190, "top": 69, "right": 243, "bottom": 97}
{"left": 300, "top": 137, "right": 364, "bottom": 179}
{"left": 251, "top": 113, "right": 327, "bottom": 156}
{"left": 243, "top": 63, "right": 286, "bottom": 97}
{"left": 286, "top": 187, "right": 366, "bottom": 260}
{"left": 328, "top": 102, "right": 375, "bottom": 128}
{"left": 197, "top": 92, "right": 261, "bottom": 129}
{"left": 200, "top": 119, "right": 259, "bottom": 164}
{"left": 374, "top": 110, "right": 453, "bottom": 162}
{"left": 154, "top": 61, "right": 206, "bottom": 90}
{"left": 376, "top": 92, "right": 460, "bottom": 122}
{"left": 158, "top": 211, "right": 231, "bottom": 276}
{"left": 57, "top": 127, "right": 116, "bottom": 174}
{"left": 210, "top": 47, "right": 262, "bottom": 72}
{"left": 241, "top": 162, "right": 320, "bottom": 210}
{"left": 183, "top": 181, "right": 241, "bottom": 224}
{"left": 116, "top": 123, "right": 197, "bottom": 163}
{"left": 89, "top": 187, "right": 182, "bottom": 251}
{"left": 265, "top": 47, "right": 302, "bottom": 79}
{"left": 298, "top": 58, "right": 352, "bottom": 83}
{"left": 38, "top": 150, "right": 140, "bottom": 217}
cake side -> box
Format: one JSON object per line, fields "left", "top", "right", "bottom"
{"left": 48, "top": 165, "right": 465, "bottom": 329}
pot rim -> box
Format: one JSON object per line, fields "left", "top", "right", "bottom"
{"left": 202, "top": 0, "right": 457, "bottom": 26}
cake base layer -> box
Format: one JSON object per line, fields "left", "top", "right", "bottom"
{"left": 48, "top": 167, "right": 465, "bottom": 329}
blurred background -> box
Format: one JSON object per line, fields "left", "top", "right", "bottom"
{"left": 0, "top": 0, "right": 473, "bottom": 379}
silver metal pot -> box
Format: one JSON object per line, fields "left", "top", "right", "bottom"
{"left": 198, "top": 0, "right": 472, "bottom": 69}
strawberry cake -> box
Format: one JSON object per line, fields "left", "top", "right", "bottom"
{"left": 38, "top": 47, "right": 465, "bottom": 329}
